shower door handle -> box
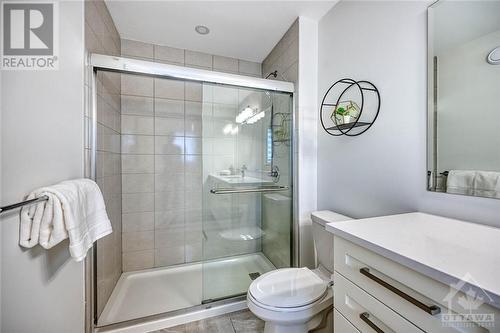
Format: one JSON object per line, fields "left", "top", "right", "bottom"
{"left": 210, "top": 185, "right": 289, "bottom": 194}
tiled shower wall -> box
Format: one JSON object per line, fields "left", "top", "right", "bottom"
{"left": 119, "top": 39, "right": 262, "bottom": 272}
{"left": 84, "top": 0, "right": 122, "bottom": 317}
{"left": 261, "top": 20, "right": 298, "bottom": 268}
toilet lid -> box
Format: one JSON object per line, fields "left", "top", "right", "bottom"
{"left": 249, "top": 268, "right": 327, "bottom": 308}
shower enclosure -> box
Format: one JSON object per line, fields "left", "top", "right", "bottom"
{"left": 89, "top": 55, "right": 294, "bottom": 328}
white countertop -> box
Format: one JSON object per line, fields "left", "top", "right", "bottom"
{"left": 209, "top": 174, "right": 273, "bottom": 186}
{"left": 324, "top": 212, "right": 500, "bottom": 309}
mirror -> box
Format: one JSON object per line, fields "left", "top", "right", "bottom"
{"left": 427, "top": 0, "right": 500, "bottom": 199}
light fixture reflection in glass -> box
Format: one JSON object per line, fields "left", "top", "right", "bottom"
{"left": 223, "top": 123, "right": 239, "bottom": 135}
{"left": 246, "top": 111, "right": 265, "bottom": 124}
{"left": 236, "top": 106, "right": 255, "bottom": 124}
{"left": 235, "top": 106, "right": 265, "bottom": 125}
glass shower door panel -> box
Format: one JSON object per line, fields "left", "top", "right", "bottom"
{"left": 201, "top": 83, "right": 293, "bottom": 302}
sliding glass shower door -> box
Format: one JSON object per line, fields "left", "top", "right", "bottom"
{"left": 92, "top": 55, "right": 294, "bottom": 326}
{"left": 201, "top": 83, "right": 293, "bottom": 303}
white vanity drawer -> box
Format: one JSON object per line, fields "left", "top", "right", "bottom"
{"left": 335, "top": 273, "right": 424, "bottom": 332}
{"left": 334, "top": 309, "right": 360, "bottom": 333}
{"left": 334, "top": 236, "right": 495, "bottom": 333}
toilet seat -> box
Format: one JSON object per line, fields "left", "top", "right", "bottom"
{"left": 248, "top": 268, "right": 328, "bottom": 309}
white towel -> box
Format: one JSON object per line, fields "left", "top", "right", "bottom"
{"left": 446, "top": 170, "right": 475, "bottom": 196}
{"left": 19, "top": 179, "right": 112, "bottom": 261}
{"left": 446, "top": 170, "right": 500, "bottom": 199}
{"left": 474, "top": 171, "right": 500, "bottom": 198}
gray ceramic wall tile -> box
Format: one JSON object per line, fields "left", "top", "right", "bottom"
{"left": 122, "top": 135, "right": 154, "bottom": 154}
{"left": 122, "top": 192, "right": 154, "bottom": 213}
{"left": 238, "top": 60, "right": 262, "bottom": 76}
{"left": 154, "top": 246, "right": 185, "bottom": 267}
{"left": 122, "top": 75, "right": 154, "bottom": 97}
{"left": 185, "top": 155, "right": 202, "bottom": 174}
{"left": 89, "top": 0, "right": 123, "bottom": 316}
{"left": 281, "top": 39, "right": 298, "bottom": 73}
{"left": 155, "top": 155, "right": 184, "bottom": 174}
{"left": 122, "top": 154, "right": 154, "bottom": 174}
{"left": 117, "top": 39, "right": 269, "bottom": 271}
{"left": 185, "top": 174, "right": 202, "bottom": 192}
{"left": 121, "top": 39, "right": 154, "bottom": 59}
{"left": 185, "top": 101, "right": 202, "bottom": 117}
{"left": 155, "top": 117, "right": 185, "bottom": 136}
{"left": 155, "top": 98, "right": 184, "bottom": 118}
{"left": 282, "top": 61, "right": 298, "bottom": 83}
{"left": 85, "top": 1, "right": 106, "bottom": 37}
{"left": 185, "top": 117, "right": 202, "bottom": 137}
{"left": 185, "top": 50, "right": 212, "bottom": 69}
{"left": 122, "top": 231, "right": 154, "bottom": 252}
{"left": 123, "top": 250, "right": 154, "bottom": 271}
{"left": 154, "top": 45, "right": 184, "bottom": 65}
{"left": 121, "top": 95, "right": 154, "bottom": 116}
{"left": 85, "top": 22, "right": 103, "bottom": 54}
{"left": 155, "top": 227, "right": 185, "bottom": 248}
{"left": 213, "top": 55, "right": 238, "bottom": 73}
{"left": 155, "top": 78, "right": 184, "bottom": 100}
{"left": 155, "top": 173, "right": 184, "bottom": 193}
{"left": 155, "top": 191, "right": 185, "bottom": 211}
{"left": 185, "top": 190, "right": 202, "bottom": 210}
{"left": 155, "top": 209, "right": 185, "bottom": 230}
{"left": 185, "top": 137, "right": 202, "bottom": 155}
{"left": 121, "top": 115, "right": 154, "bottom": 135}
{"left": 185, "top": 82, "right": 202, "bottom": 102}
{"left": 185, "top": 241, "right": 202, "bottom": 263}
{"left": 155, "top": 136, "right": 185, "bottom": 155}
{"left": 122, "top": 173, "right": 154, "bottom": 193}
{"left": 122, "top": 212, "right": 155, "bottom": 232}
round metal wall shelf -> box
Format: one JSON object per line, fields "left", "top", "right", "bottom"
{"left": 320, "top": 78, "right": 380, "bottom": 137}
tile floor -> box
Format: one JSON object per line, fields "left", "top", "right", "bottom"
{"left": 149, "top": 310, "right": 264, "bottom": 333}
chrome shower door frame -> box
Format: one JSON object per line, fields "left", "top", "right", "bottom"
{"left": 86, "top": 53, "right": 296, "bottom": 332}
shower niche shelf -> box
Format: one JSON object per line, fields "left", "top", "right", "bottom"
{"left": 320, "top": 78, "right": 380, "bottom": 137}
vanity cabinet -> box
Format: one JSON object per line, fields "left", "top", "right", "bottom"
{"left": 333, "top": 235, "right": 498, "bottom": 333}
{"left": 334, "top": 309, "right": 361, "bottom": 333}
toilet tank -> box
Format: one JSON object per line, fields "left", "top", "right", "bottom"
{"left": 311, "top": 211, "right": 352, "bottom": 274}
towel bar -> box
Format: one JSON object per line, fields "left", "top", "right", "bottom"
{"left": 0, "top": 196, "right": 49, "bottom": 214}
{"left": 210, "top": 185, "right": 289, "bottom": 195}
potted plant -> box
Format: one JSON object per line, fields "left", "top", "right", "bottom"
{"left": 331, "top": 101, "right": 360, "bottom": 125}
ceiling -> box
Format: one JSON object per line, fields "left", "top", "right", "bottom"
{"left": 105, "top": 1, "right": 337, "bottom": 62}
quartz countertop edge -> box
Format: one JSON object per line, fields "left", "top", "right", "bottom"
{"left": 324, "top": 212, "right": 500, "bottom": 309}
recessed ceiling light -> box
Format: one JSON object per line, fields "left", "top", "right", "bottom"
{"left": 195, "top": 25, "right": 210, "bottom": 35}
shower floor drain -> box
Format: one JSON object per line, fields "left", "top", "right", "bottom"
{"left": 249, "top": 272, "right": 261, "bottom": 280}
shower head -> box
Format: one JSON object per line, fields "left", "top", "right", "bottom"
{"left": 265, "top": 70, "right": 278, "bottom": 79}
{"left": 487, "top": 46, "right": 500, "bottom": 65}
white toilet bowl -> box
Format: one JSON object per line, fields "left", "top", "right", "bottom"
{"left": 247, "top": 210, "right": 352, "bottom": 333}
{"left": 247, "top": 267, "right": 333, "bottom": 333}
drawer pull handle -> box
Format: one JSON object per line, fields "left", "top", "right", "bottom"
{"left": 360, "top": 312, "right": 385, "bottom": 333}
{"left": 360, "top": 267, "right": 441, "bottom": 316}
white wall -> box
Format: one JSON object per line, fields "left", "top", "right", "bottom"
{"left": 0, "top": 58, "right": 3, "bottom": 331}
{"left": 317, "top": 1, "right": 500, "bottom": 227}
{"left": 0, "top": 1, "right": 85, "bottom": 332}
{"left": 297, "top": 17, "right": 318, "bottom": 268}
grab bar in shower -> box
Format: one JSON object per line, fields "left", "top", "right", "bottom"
{"left": 210, "top": 185, "right": 289, "bottom": 195}
{"left": 0, "top": 195, "right": 49, "bottom": 214}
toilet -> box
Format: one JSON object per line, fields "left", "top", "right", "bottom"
{"left": 247, "top": 211, "right": 352, "bottom": 333}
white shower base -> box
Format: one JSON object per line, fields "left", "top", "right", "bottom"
{"left": 98, "top": 252, "right": 275, "bottom": 327}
